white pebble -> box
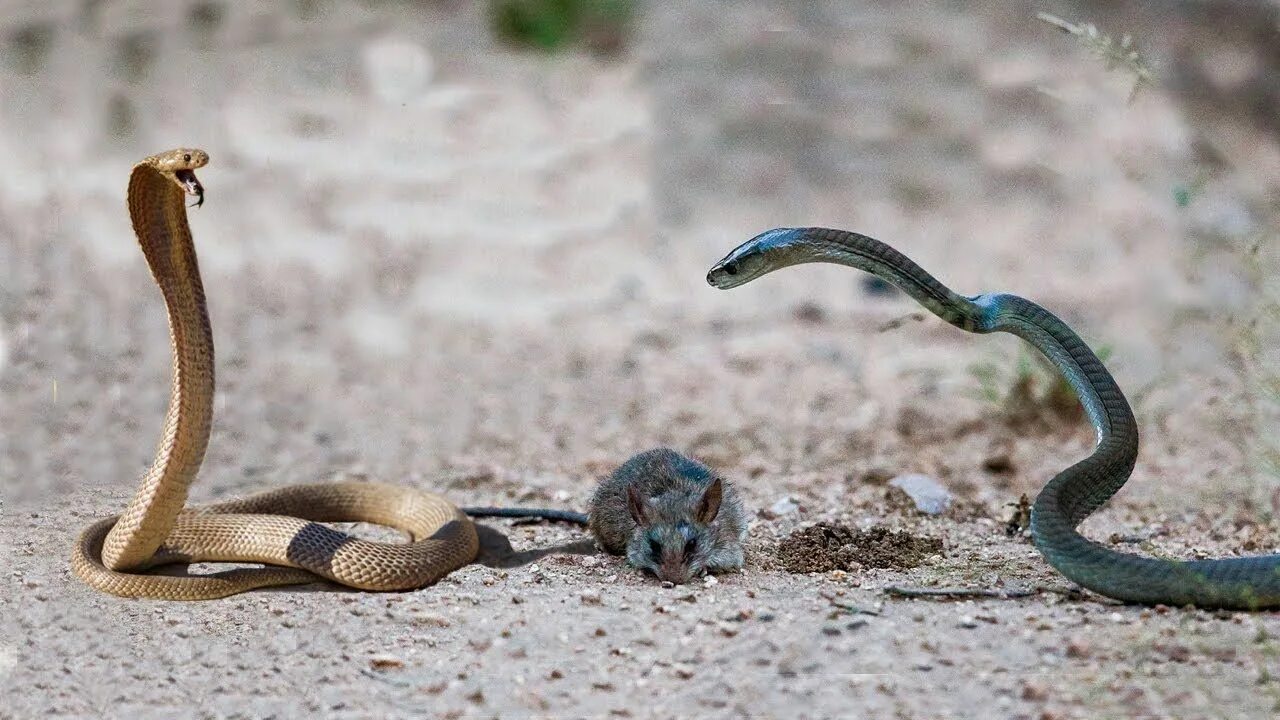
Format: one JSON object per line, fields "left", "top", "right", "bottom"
{"left": 769, "top": 497, "right": 799, "bottom": 516}
{"left": 889, "top": 474, "right": 953, "bottom": 515}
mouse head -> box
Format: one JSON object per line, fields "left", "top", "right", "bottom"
{"left": 624, "top": 478, "right": 723, "bottom": 584}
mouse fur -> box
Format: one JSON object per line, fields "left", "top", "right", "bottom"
{"left": 589, "top": 448, "right": 747, "bottom": 584}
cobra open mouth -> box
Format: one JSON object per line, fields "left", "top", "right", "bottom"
{"left": 175, "top": 169, "right": 204, "bottom": 207}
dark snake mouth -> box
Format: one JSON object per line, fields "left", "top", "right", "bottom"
{"left": 175, "top": 169, "right": 204, "bottom": 207}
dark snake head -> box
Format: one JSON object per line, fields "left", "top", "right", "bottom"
{"left": 706, "top": 227, "right": 806, "bottom": 289}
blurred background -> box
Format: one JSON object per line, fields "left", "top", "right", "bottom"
{"left": 0, "top": 0, "right": 1277, "bottom": 519}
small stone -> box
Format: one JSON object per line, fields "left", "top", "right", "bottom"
{"left": 369, "top": 656, "right": 404, "bottom": 671}
{"left": 1065, "top": 637, "right": 1090, "bottom": 659}
{"left": 673, "top": 663, "right": 695, "bottom": 679}
{"left": 957, "top": 615, "right": 978, "bottom": 629}
{"left": 860, "top": 468, "right": 894, "bottom": 485}
{"left": 1020, "top": 681, "right": 1050, "bottom": 701}
{"left": 1156, "top": 643, "right": 1191, "bottom": 663}
{"left": 660, "top": 581, "right": 675, "bottom": 589}
{"left": 888, "top": 474, "right": 952, "bottom": 515}
{"left": 702, "top": 575, "right": 718, "bottom": 587}
{"left": 580, "top": 590, "right": 603, "bottom": 605}
{"left": 821, "top": 626, "right": 841, "bottom": 636}
{"left": 766, "top": 497, "right": 799, "bottom": 518}
{"left": 548, "top": 669, "right": 564, "bottom": 680}
{"left": 982, "top": 454, "right": 1015, "bottom": 474}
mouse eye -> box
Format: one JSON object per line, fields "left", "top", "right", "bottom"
{"left": 183, "top": 153, "right": 191, "bottom": 163}
{"left": 683, "top": 538, "right": 697, "bottom": 558}
{"left": 648, "top": 537, "right": 662, "bottom": 558}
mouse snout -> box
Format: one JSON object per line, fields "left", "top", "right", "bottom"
{"left": 656, "top": 560, "right": 694, "bottom": 585}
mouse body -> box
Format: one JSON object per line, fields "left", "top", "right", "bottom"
{"left": 463, "top": 448, "right": 748, "bottom": 584}
{"left": 589, "top": 448, "right": 747, "bottom": 584}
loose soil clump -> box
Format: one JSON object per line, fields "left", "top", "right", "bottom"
{"left": 776, "top": 522, "right": 943, "bottom": 572}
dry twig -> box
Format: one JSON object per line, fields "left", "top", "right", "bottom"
{"left": 1036, "top": 12, "right": 1153, "bottom": 102}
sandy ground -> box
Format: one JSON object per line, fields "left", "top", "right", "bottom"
{"left": 2, "top": 1, "right": 1280, "bottom": 718}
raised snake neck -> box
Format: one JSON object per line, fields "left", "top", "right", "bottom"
{"left": 71, "top": 149, "right": 479, "bottom": 600}
{"left": 708, "top": 226, "right": 1280, "bottom": 610}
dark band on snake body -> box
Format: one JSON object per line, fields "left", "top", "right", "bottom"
{"left": 708, "top": 226, "right": 1280, "bottom": 609}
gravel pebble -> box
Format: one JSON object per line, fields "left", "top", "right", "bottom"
{"left": 888, "top": 474, "right": 953, "bottom": 515}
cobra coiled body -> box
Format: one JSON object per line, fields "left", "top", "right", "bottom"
{"left": 71, "top": 149, "right": 478, "bottom": 600}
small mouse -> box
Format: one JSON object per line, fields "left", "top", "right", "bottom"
{"left": 463, "top": 448, "right": 747, "bottom": 584}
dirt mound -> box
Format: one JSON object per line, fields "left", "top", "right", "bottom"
{"left": 776, "top": 522, "right": 943, "bottom": 572}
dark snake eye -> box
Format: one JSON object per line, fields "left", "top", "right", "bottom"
{"left": 723, "top": 262, "right": 739, "bottom": 276}
{"left": 183, "top": 153, "right": 191, "bottom": 162}
{"left": 648, "top": 537, "right": 662, "bottom": 559}
{"left": 684, "top": 538, "right": 697, "bottom": 559}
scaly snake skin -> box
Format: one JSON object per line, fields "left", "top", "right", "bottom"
{"left": 708, "top": 227, "right": 1280, "bottom": 609}
{"left": 71, "top": 149, "right": 478, "bottom": 600}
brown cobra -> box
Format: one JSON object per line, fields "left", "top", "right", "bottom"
{"left": 70, "top": 149, "right": 479, "bottom": 600}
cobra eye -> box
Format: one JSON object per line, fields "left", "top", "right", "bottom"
{"left": 723, "top": 261, "right": 739, "bottom": 276}
{"left": 183, "top": 153, "right": 191, "bottom": 162}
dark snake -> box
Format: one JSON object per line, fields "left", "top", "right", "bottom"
{"left": 708, "top": 227, "right": 1279, "bottom": 609}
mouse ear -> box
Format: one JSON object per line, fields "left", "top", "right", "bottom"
{"left": 696, "top": 477, "right": 723, "bottom": 524}
{"left": 627, "top": 484, "right": 649, "bottom": 526}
